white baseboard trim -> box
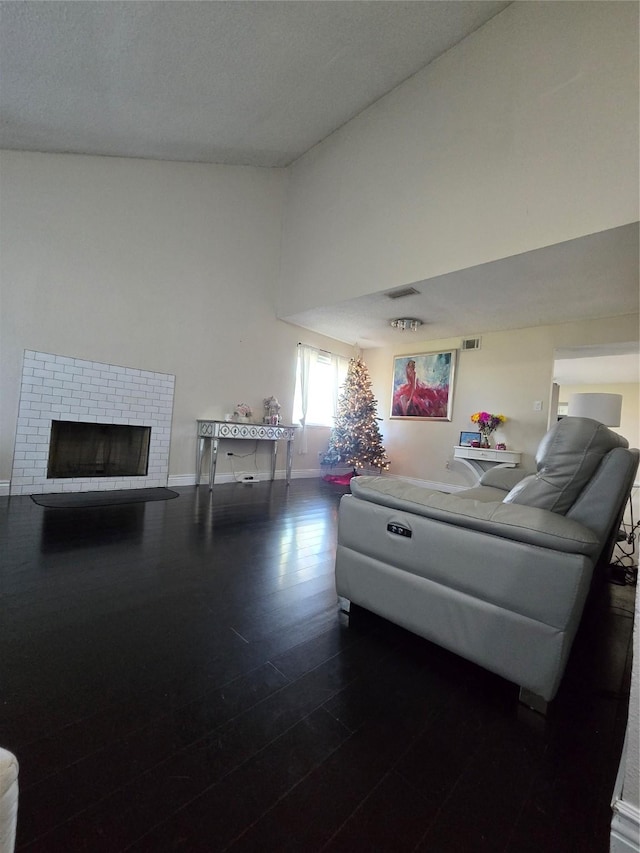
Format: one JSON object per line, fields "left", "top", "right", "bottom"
{"left": 611, "top": 800, "right": 640, "bottom": 853}
{"left": 167, "top": 475, "right": 199, "bottom": 487}
{"left": 2, "top": 473, "right": 466, "bottom": 495}
{"left": 168, "top": 469, "right": 322, "bottom": 488}
{"left": 167, "top": 471, "right": 466, "bottom": 491}
{"left": 292, "top": 468, "right": 327, "bottom": 479}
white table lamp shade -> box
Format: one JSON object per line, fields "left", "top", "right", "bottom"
{"left": 567, "top": 393, "right": 622, "bottom": 427}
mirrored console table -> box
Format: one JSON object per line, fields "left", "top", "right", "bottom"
{"left": 196, "top": 420, "right": 298, "bottom": 490}
{"left": 453, "top": 445, "right": 522, "bottom": 483}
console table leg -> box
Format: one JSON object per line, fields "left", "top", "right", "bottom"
{"left": 286, "top": 439, "right": 293, "bottom": 485}
{"left": 195, "top": 437, "right": 206, "bottom": 486}
{"left": 271, "top": 442, "right": 277, "bottom": 481}
{"left": 209, "top": 438, "right": 219, "bottom": 491}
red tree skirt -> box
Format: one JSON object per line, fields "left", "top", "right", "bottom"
{"left": 322, "top": 471, "right": 356, "bottom": 485}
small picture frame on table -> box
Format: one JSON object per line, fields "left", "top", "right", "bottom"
{"left": 459, "top": 431, "right": 481, "bottom": 447}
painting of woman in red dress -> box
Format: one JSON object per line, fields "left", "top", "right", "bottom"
{"left": 391, "top": 352, "right": 455, "bottom": 420}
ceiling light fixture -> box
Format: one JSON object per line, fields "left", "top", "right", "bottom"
{"left": 390, "top": 318, "right": 422, "bottom": 332}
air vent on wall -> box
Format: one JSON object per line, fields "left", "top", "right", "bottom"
{"left": 386, "top": 287, "right": 420, "bottom": 300}
{"left": 461, "top": 337, "right": 482, "bottom": 351}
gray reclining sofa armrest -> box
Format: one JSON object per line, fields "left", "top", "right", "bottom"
{"left": 479, "top": 467, "right": 529, "bottom": 491}
{"left": 350, "top": 476, "right": 599, "bottom": 556}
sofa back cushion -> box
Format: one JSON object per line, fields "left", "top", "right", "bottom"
{"left": 503, "top": 417, "right": 629, "bottom": 514}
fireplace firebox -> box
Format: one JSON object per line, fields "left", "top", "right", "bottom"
{"left": 47, "top": 421, "right": 151, "bottom": 479}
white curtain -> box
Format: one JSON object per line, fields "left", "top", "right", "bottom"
{"left": 295, "top": 345, "right": 350, "bottom": 455}
{"left": 332, "top": 355, "right": 349, "bottom": 417}
{"left": 298, "top": 344, "right": 313, "bottom": 454}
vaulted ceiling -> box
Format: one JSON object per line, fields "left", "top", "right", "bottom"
{"left": 0, "top": 1, "right": 510, "bottom": 167}
{"left": 1, "top": 1, "right": 637, "bottom": 370}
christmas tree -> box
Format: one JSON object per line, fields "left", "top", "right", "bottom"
{"left": 321, "top": 357, "right": 389, "bottom": 472}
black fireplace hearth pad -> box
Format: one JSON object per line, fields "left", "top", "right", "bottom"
{"left": 30, "top": 488, "right": 179, "bottom": 508}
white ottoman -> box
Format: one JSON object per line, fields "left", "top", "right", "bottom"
{"left": 0, "top": 748, "right": 18, "bottom": 853}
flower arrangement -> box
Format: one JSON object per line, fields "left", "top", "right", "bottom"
{"left": 470, "top": 411, "right": 506, "bottom": 447}
{"left": 234, "top": 402, "right": 253, "bottom": 419}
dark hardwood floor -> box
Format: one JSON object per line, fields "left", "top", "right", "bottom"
{"left": 0, "top": 479, "right": 635, "bottom": 852}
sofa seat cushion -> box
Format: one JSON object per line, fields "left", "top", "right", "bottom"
{"left": 456, "top": 485, "right": 509, "bottom": 503}
{"left": 350, "top": 476, "right": 599, "bottom": 555}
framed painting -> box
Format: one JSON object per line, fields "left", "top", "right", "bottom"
{"left": 390, "top": 350, "right": 457, "bottom": 421}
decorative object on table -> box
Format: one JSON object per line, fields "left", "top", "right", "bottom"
{"left": 263, "top": 396, "right": 281, "bottom": 425}
{"left": 321, "top": 356, "right": 389, "bottom": 474}
{"left": 470, "top": 411, "right": 506, "bottom": 448}
{"left": 233, "top": 402, "right": 252, "bottom": 421}
{"left": 459, "top": 431, "right": 481, "bottom": 447}
{"left": 390, "top": 351, "right": 457, "bottom": 420}
{"left": 495, "top": 442, "right": 507, "bottom": 451}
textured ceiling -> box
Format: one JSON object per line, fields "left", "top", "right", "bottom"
{"left": 553, "top": 350, "right": 639, "bottom": 386}
{"left": 282, "top": 224, "right": 640, "bottom": 350}
{"left": 1, "top": 1, "right": 637, "bottom": 374}
{"left": 0, "top": 0, "right": 511, "bottom": 167}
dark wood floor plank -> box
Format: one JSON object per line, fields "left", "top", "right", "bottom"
{"left": 223, "top": 719, "right": 426, "bottom": 853}
{"left": 125, "top": 707, "right": 351, "bottom": 852}
{"left": 16, "top": 663, "right": 290, "bottom": 843}
{"left": 0, "top": 480, "right": 634, "bottom": 853}
{"left": 17, "top": 606, "right": 394, "bottom": 849}
{"left": 414, "top": 708, "right": 546, "bottom": 852}
{"left": 321, "top": 770, "right": 433, "bottom": 853}
{"left": 504, "top": 699, "right": 626, "bottom": 853}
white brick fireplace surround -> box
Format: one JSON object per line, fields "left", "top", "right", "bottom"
{"left": 11, "top": 351, "right": 175, "bottom": 496}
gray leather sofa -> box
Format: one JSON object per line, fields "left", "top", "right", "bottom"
{"left": 335, "top": 417, "right": 639, "bottom": 712}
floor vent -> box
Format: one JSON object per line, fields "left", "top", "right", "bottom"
{"left": 461, "top": 337, "right": 482, "bottom": 351}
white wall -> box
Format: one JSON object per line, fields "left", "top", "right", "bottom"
{"left": 362, "top": 314, "right": 640, "bottom": 489}
{"left": 0, "top": 150, "right": 354, "bottom": 484}
{"left": 279, "top": 1, "right": 639, "bottom": 317}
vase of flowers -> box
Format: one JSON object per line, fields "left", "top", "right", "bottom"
{"left": 234, "top": 402, "right": 253, "bottom": 422}
{"left": 470, "top": 411, "right": 506, "bottom": 448}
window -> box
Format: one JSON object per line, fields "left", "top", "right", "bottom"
{"left": 293, "top": 346, "right": 349, "bottom": 427}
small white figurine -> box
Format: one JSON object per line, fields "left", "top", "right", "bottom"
{"left": 263, "top": 396, "right": 281, "bottom": 425}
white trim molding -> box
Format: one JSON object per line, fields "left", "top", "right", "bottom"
{"left": 611, "top": 800, "right": 640, "bottom": 853}
{"left": 168, "top": 468, "right": 324, "bottom": 488}
{"left": 168, "top": 471, "right": 468, "bottom": 490}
